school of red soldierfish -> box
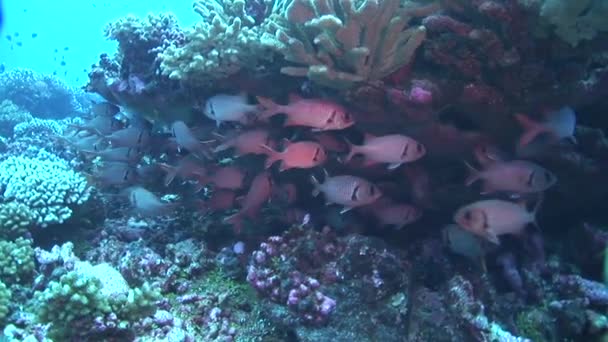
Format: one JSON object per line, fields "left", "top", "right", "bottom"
{"left": 60, "top": 93, "right": 577, "bottom": 244}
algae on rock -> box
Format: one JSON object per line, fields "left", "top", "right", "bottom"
{"left": 262, "top": 0, "right": 436, "bottom": 89}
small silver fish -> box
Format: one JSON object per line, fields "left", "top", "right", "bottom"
{"left": 453, "top": 197, "right": 542, "bottom": 244}
{"left": 344, "top": 133, "right": 426, "bottom": 170}
{"left": 311, "top": 172, "right": 382, "bottom": 213}
{"left": 126, "top": 186, "right": 175, "bottom": 217}
{"left": 171, "top": 121, "right": 212, "bottom": 159}
{"left": 203, "top": 93, "right": 259, "bottom": 127}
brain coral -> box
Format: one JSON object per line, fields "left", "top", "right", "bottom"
{"left": 0, "top": 150, "right": 91, "bottom": 227}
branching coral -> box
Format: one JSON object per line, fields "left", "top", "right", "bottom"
{"left": 0, "top": 100, "right": 33, "bottom": 137}
{"left": 261, "top": 0, "right": 435, "bottom": 89}
{"left": 34, "top": 261, "right": 160, "bottom": 340}
{"left": 0, "top": 202, "right": 34, "bottom": 240}
{"left": 157, "top": 0, "right": 275, "bottom": 85}
{"left": 0, "top": 237, "right": 35, "bottom": 284}
{"left": 104, "top": 12, "right": 185, "bottom": 78}
{"left": 0, "top": 150, "right": 91, "bottom": 227}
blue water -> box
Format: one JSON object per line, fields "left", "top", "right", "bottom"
{"left": 0, "top": 0, "right": 199, "bottom": 86}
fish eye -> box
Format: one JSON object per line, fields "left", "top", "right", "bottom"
{"left": 417, "top": 143, "right": 424, "bottom": 153}
{"left": 343, "top": 112, "right": 351, "bottom": 121}
{"left": 544, "top": 171, "right": 553, "bottom": 182}
{"left": 463, "top": 210, "right": 472, "bottom": 221}
{"left": 369, "top": 185, "right": 376, "bottom": 196}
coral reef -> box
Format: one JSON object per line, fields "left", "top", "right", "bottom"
{"left": 261, "top": 0, "right": 434, "bottom": 89}
{"left": 520, "top": 0, "right": 608, "bottom": 46}
{"left": 0, "top": 100, "right": 33, "bottom": 137}
{"left": 0, "top": 202, "right": 34, "bottom": 240}
{"left": 0, "top": 237, "right": 35, "bottom": 284}
{"left": 0, "top": 68, "right": 79, "bottom": 119}
{"left": 158, "top": 0, "right": 275, "bottom": 85}
{"left": 34, "top": 261, "right": 160, "bottom": 340}
{"left": 0, "top": 150, "right": 91, "bottom": 227}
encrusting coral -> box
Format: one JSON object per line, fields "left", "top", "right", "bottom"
{"left": 261, "top": 0, "right": 436, "bottom": 89}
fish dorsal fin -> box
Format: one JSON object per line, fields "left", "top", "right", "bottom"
{"left": 363, "top": 133, "right": 377, "bottom": 143}
{"left": 281, "top": 138, "right": 292, "bottom": 150}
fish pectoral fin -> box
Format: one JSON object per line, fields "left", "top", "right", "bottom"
{"left": 340, "top": 207, "right": 353, "bottom": 214}
{"left": 484, "top": 230, "right": 500, "bottom": 245}
{"left": 387, "top": 163, "right": 403, "bottom": 170}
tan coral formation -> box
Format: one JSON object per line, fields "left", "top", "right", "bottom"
{"left": 262, "top": 0, "right": 436, "bottom": 89}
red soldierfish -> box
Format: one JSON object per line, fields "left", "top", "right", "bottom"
{"left": 515, "top": 106, "right": 577, "bottom": 147}
{"left": 195, "top": 165, "right": 246, "bottom": 192}
{"left": 453, "top": 198, "right": 542, "bottom": 244}
{"left": 271, "top": 182, "right": 298, "bottom": 205}
{"left": 224, "top": 171, "right": 273, "bottom": 233}
{"left": 366, "top": 198, "right": 422, "bottom": 229}
{"left": 69, "top": 115, "right": 121, "bottom": 136}
{"left": 256, "top": 95, "right": 354, "bottom": 131}
{"left": 157, "top": 155, "right": 207, "bottom": 186}
{"left": 311, "top": 173, "right": 382, "bottom": 214}
{"left": 81, "top": 146, "right": 143, "bottom": 165}
{"left": 196, "top": 189, "right": 238, "bottom": 214}
{"left": 473, "top": 143, "right": 508, "bottom": 168}
{"left": 344, "top": 134, "right": 426, "bottom": 170}
{"left": 171, "top": 121, "right": 212, "bottom": 159}
{"left": 203, "top": 93, "right": 259, "bottom": 127}
{"left": 94, "top": 162, "right": 137, "bottom": 186}
{"left": 310, "top": 132, "right": 349, "bottom": 153}
{"left": 465, "top": 160, "right": 557, "bottom": 194}
{"left": 104, "top": 127, "right": 151, "bottom": 148}
{"left": 262, "top": 140, "right": 327, "bottom": 171}
{"left": 91, "top": 102, "right": 121, "bottom": 117}
{"left": 213, "top": 128, "right": 275, "bottom": 157}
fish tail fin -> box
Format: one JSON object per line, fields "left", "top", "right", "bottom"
{"left": 213, "top": 142, "right": 231, "bottom": 153}
{"left": 157, "top": 163, "right": 177, "bottom": 186}
{"left": 463, "top": 161, "right": 481, "bottom": 186}
{"left": 530, "top": 192, "right": 544, "bottom": 229}
{"left": 310, "top": 175, "right": 322, "bottom": 197}
{"left": 341, "top": 138, "right": 360, "bottom": 163}
{"left": 260, "top": 144, "right": 279, "bottom": 169}
{"left": 224, "top": 212, "right": 244, "bottom": 234}
{"left": 256, "top": 96, "right": 281, "bottom": 120}
{"left": 515, "top": 113, "right": 545, "bottom": 147}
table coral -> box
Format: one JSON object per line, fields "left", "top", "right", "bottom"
{"left": 0, "top": 150, "right": 91, "bottom": 227}
{"left": 261, "top": 0, "right": 436, "bottom": 89}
